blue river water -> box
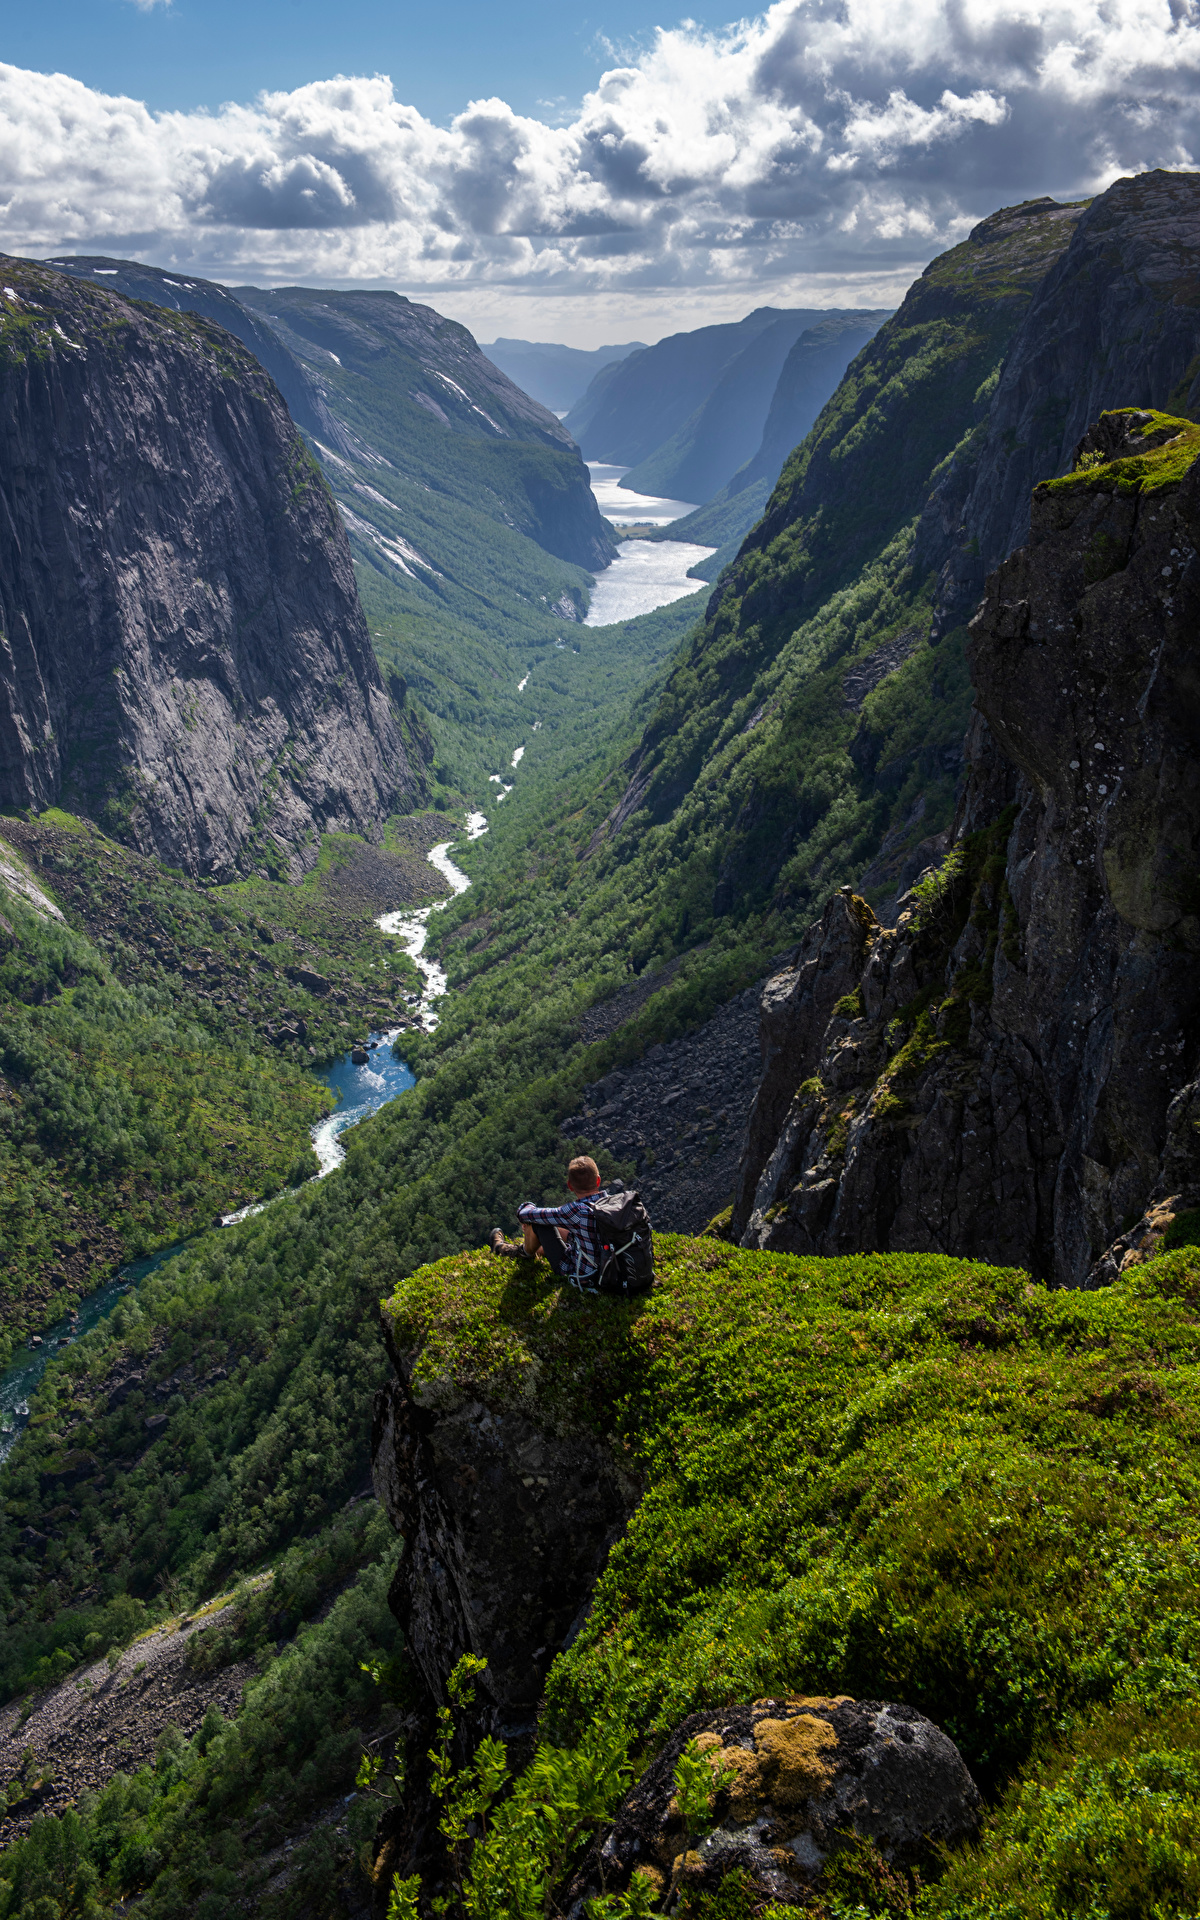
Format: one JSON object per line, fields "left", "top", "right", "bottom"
{"left": 0, "top": 825, "right": 482, "bottom": 1466}
{"left": 0, "top": 1034, "right": 416, "bottom": 1466}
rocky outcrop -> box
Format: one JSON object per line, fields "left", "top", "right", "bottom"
{"left": 924, "top": 170, "right": 1200, "bottom": 637}
{"left": 562, "top": 982, "right": 766, "bottom": 1233}
{"left": 569, "top": 1695, "right": 980, "bottom": 1911}
{"left": 371, "top": 1309, "right": 637, "bottom": 1743}
{"left": 734, "top": 409, "right": 1200, "bottom": 1286}
{"left": 0, "top": 257, "right": 423, "bottom": 878}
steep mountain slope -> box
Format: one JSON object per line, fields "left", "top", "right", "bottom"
{"left": 0, "top": 258, "right": 421, "bottom": 881}
{"left": 43, "top": 253, "right": 348, "bottom": 452}
{"left": 619, "top": 307, "right": 865, "bottom": 504}
{"left": 734, "top": 407, "right": 1200, "bottom": 1287}
{"left": 648, "top": 309, "right": 892, "bottom": 572}
{"left": 564, "top": 307, "right": 828, "bottom": 489}
{"left": 583, "top": 198, "right": 1085, "bottom": 925}
{"left": 481, "top": 337, "right": 645, "bottom": 412}
{"left": 922, "top": 169, "right": 1200, "bottom": 634}
{"left": 49, "top": 257, "right": 633, "bottom": 790}
{"left": 233, "top": 284, "right": 613, "bottom": 570}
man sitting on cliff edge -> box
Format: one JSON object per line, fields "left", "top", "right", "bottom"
{"left": 490, "top": 1155, "right": 610, "bottom": 1286}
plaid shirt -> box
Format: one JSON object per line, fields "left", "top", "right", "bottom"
{"left": 517, "top": 1192, "right": 606, "bottom": 1279}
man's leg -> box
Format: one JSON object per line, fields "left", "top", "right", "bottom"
{"left": 490, "top": 1224, "right": 535, "bottom": 1259}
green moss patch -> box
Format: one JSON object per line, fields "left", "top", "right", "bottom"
{"left": 1039, "top": 409, "right": 1200, "bottom": 499}
{"left": 378, "top": 1236, "right": 1200, "bottom": 1912}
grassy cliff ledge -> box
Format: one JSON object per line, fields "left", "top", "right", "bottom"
{"left": 382, "top": 1239, "right": 1200, "bottom": 1917}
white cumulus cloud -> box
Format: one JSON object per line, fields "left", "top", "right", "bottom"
{"left": 2, "top": 0, "right": 1199, "bottom": 308}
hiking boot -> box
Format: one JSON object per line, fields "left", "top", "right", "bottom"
{"left": 489, "top": 1228, "right": 531, "bottom": 1260}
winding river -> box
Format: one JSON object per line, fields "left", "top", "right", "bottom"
{"left": 0, "top": 817, "right": 482, "bottom": 1462}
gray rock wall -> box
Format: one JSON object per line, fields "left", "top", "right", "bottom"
{"left": 0, "top": 257, "right": 422, "bottom": 878}
{"left": 371, "top": 1310, "right": 637, "bottom": 1743}
{"left": 925, "top": 170, "right": 1200, "bottom": 636}
{"left": 734, "top": 411, "right": 1200, "bottom": 1285}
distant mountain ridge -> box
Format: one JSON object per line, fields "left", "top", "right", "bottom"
{"left": 564, "top": 306, "right": 885, "bottom": 508}
{"left": 565, "top": 307, "right": 791, "bottom": 465}
{"left": 647, "top": 309, "right": 892, "bottom": 575}
{"left": 481, "top": 337, "right": 646, "bottom": 413}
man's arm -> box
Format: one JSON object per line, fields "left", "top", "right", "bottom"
{"left": 518, "top": 1199, "right": 584, "bottom": 1229}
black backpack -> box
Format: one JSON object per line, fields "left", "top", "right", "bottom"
{"left": 580, "top": 1188, "right": 655, "bottom": 1297}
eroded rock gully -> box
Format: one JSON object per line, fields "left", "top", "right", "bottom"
{"left": 0, "top": 257, "right": 424, "bottom": 879}
{"left": 734, "top": 410, "right": 1200, "bottom": 1286}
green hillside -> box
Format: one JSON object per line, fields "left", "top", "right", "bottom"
{"left": 4, "top": 1219, "right": 1198, "bottom": 1918}
{"left": 586, "top": 197, "right": 1086, "bottom": 921}
{"left": 6, "top": 185, "right": 1195, "bottom": 1920}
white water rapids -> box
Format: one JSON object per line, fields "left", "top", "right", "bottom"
{"left": 308, "top": 815, "right": 485, "bottom": 1177}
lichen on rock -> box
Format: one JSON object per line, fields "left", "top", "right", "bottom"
{"left": 571, "top": 1694, "right": 981, "bottom": 1911}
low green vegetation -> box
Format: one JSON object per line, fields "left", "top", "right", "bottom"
{"left": 360, "top": 563, "right": 705, "bottom": 798}
{"left": 1040, "top": 408, "right": 1200, "bottom": 498}
{"left": 0, "top": 1509, "right": 406, "bottom": 1920}
{"left": 0, "top": 810, "right": 448, "bottom": 1342}
{"left": 0, "top": 891, "right": 330, "bottom": 1357}
{"left": 388, "top": 1241, "right": 1200, "bottom": 1918}
{"left": 8, "top": 1237, "right": 1197, "bottom": 1915}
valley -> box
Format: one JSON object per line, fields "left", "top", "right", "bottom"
{"left": 2, "top": 168, "right": 1200, "bottom": 1920}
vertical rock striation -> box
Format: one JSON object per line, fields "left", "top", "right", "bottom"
{"left": 735, "top": 410, "right": 1200, "bottom": 1286}
{"left": 0, "top": 257, "right": 423, "bottom": 879}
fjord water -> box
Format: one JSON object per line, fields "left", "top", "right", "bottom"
{"left": 584, "top": 463, "right": 715, "bottom": 623}
{"left": 0, "top": 823, "right": 482, "bottom": 1452}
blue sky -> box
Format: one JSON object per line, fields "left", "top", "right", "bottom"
{"left": 3, "top": 0, "right": 722, "bottom": 125}
{"left": 2, "top": 1, "right": 1199, "bottom": 345}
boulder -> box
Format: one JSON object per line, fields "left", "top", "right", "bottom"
{"left": 351, "top": 1046, "right": 370, "bottom": 1065}
{"left": 290, "top": 966, "right": 331, "bottom": 995}
{"left": 571, "top": 1695, "right": 980, "bottom": 1911}
{"left": 38, "top": 1450, "right": 99, "bottom": 1495}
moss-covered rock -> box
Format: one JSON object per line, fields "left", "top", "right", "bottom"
{"left": 372, "top": 1237, "right": 1200, "bottom": 1915}
{"left": 573, "top": 1694, "right": 980, "bottom": 1910}
{"left": 373, "top": 1253, "right": 642, "bottom": 1737}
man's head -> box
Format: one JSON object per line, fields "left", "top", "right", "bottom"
{"left": 567, "top": 1155, "right": 601, "bottom": 1194}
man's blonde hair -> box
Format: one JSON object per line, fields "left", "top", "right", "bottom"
{"left": 567, "top": 1155, "right": 601, "bottom": 1193}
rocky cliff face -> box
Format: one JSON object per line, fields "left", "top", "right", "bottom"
{"left": 924, "top": 170, "right": 1200, "bottom": 637}
{"left": 371, "top": 1302, "right": 637, "bottom": 1742}
{"left": 45, "top": 254, "right": 356, "bottom": 458}
{"left": 0, "top": 257, "right": 423, "bottom": 879}
{"left": 733, "top": 409, "right": 1200, "bottom": 1286}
